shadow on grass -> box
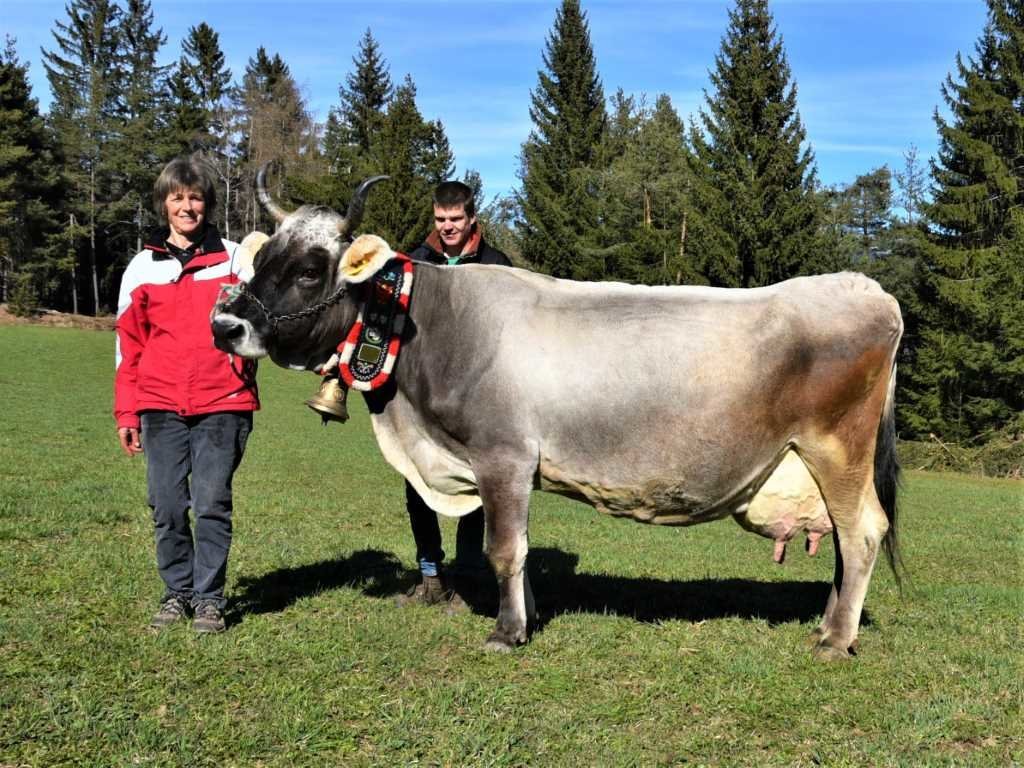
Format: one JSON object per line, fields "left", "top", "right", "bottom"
{"left": 523, "top": 547, "right": 855, "bottom": 629}
{"left": 227, "top": 548, "right": 410, "bottom": 625}
{"left": 228, "top": 546, "right": 864, "bottom": 630}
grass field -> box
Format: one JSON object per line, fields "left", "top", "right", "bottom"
{"left": 1, "top": 324, "right": 1021, "bottom": 767}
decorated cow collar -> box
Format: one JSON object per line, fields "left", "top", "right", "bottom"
{"left": 336, "top": 254, "right": 414, "bottom": 391}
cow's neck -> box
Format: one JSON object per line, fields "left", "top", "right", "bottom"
{"left": 394, "top": 262, "right": 454, "bottom": 395}
{"left": 356, "top": 262, "right": 479, "bottom": 478}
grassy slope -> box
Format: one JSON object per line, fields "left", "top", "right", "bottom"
{"left": 0, "top": 325, "right": 1021, "bottom": 767}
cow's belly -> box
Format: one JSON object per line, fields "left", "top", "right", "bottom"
{"left": 537, "top": 456, "right": 758, "bottom": 526}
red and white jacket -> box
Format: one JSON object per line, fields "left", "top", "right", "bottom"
{"left": 114, "top": 227, "right": 259, "bottom": 429}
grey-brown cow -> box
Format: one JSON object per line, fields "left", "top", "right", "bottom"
{"left": 212, "top": 176, "right": 903, "bottom": 661}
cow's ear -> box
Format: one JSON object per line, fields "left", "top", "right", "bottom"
{"left": 236, "top": 231, "right": 270, "bottom": 273}
{"left": 339, "top": 234, "right": 394, "bottom": 283}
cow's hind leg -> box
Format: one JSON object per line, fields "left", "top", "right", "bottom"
{"left": 809, "top": 472, "right": 889, "bottom": 661}
{"left": 476, "top": 461, "right": 536, "bottom": 652}
{"left": 807, "top": 530, "right": 842, "bottom": 647}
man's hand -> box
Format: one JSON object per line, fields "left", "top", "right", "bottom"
{"left": 118, "top": 427, "right": 143, "bottom": 456}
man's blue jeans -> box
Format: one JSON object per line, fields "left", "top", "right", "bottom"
{"left": 142, "top": 411, "right": 252, "bottom": 610}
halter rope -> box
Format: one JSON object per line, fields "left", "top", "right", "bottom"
{"left": 222, "top": 281, "right": 350, "bottom": 335}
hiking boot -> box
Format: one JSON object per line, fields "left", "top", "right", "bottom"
{"left": 396, "top": 574, "right": 448, "bottom": 607}
{"left": 150, "top": 595, "right": 190, "bottom": 630}
{"left": 192, "top": 601, "right": 226, "bottom": 634}
{"left": 395, "top": 574, "right": 471, "bottom": 614}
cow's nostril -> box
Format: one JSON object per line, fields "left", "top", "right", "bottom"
{"left": 212, "top": 316, "right": 245, "bottom": 341}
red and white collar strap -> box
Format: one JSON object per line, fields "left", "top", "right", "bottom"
{"left": 337, "top": 255, "right": 414, "bottom": 392}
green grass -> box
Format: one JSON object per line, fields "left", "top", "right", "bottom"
{"left": 1, "top": 324, "right": 1021, "bottom": 767}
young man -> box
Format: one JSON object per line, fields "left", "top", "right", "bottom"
{"left": 398, "top": 180, "right": 511, "bottom": 607}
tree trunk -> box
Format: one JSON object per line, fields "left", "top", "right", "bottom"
{"left": 675, "top": 210, "right": 687, "bottom": 283}
{"left": 90, "top": 165, "right": 99, "bottom": 315}
{"left": 0, "top": 252, "right": 9, "bottom": 303}
{"left": 224, "top": 154, "right": 231, "bottom": 240}
{"left": 70, "top": 214, "right": 79, "bottom": 316}
{"left": 679, "top": 211, "right": 687, "bottom": 259}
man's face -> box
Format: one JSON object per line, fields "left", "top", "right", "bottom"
{"left": 433, "top": 204, "right": 476, "bottom": 253}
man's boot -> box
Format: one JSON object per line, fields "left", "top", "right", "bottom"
{"left": 395, "top": 572, "right": 469, "bottom": 614}
{"left": 395, "top": 573, "right": 448, "bottom": 607}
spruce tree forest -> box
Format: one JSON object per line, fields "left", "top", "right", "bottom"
{"left": 1, "top": 0, "right": 1021, "bottom": 460}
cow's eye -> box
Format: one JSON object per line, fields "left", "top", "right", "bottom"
{"left": 297, "top": 268, "right": 320, "bottom": 285}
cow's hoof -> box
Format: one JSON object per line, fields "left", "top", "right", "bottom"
{"left": 484, "top": 633, "right": 516, "bottom": 653}
{"left": 812, "top": 642, "right": 851, "bottom": 662}
{"left": 484, "top": 627, "right": 526, "bottom": 653}
{"left": 806, "top": 627, "right": 825, "bottom": 646}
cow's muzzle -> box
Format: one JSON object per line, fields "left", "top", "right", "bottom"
{"left": 211, "top": 311, "right": 268, "bottom": 358}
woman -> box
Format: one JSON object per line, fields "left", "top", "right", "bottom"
{"left": 114, "top": 155, "right": 258, "bottom": 634}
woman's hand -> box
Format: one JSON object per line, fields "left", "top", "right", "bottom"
{"left": 118, "top": 427, "right": 143, "bottom": 456}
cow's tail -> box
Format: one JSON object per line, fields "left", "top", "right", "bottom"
{"left": 874, "top": 361, "right": 904, "bottom": 589}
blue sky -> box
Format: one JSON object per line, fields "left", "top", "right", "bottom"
{"left": 5, "top": 0, "right": 988, "bottom": 204}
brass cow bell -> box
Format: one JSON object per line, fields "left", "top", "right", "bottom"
{"left": 305, "top": 375, "right": 349, "bottom": 425}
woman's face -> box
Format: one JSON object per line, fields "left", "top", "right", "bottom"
{"left": 165, "top": 186, "right": 206, "bottom": 241}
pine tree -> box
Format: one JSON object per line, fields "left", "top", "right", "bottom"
{"left": 420, "top": 119, "right": 455, "bottom": 185}
{"left": 0, "top": 38, "right": 63, "bottom": 308}
{"left": 329, "top": 29, "right": 392, "bottom": 155}
{"left": 687, "top": 0, "right": 820, "bottom": 288}
{"left": 462, "top": 168, "right": 523, "bottom": 262}
{"left": 170, "top": 22, "right": 238, "bottom": 235}
{"left": 815, "top": 173, "right": 887, "bottom": 273}
{"left": 181, "top": 22, "right": 231, "bottom": 137}
{"left": 165, "top": 57, "right": 205, "bottom": 153}
{"left": 106, "top": 0, "right": 169, "bottom": 262}
{"left": 603, "top": 89, "right": 642, "bottom": 164}
{"left": 519, "top": 0, "right": 607, "bottom": 279}
{"left": 846, "top": 166, "right": 893, "bottom": 258}
{"left": 598, "top": 94, "right": 698, "bottom": 284}
{"left": 234, "top": 48, "right": 317, "bottom": 233}
{"left": 42, "top": 0, "right": 124, "bottom": 314}
{"left": 895, "top": 144, "right": 926, "bottom": 225}
{"left": 320, "top": 29, "right": 393, "bottom": 211}
{"left": 362, "top": 76, "right": 437, "bottom": 251}
{"left": 909, "top": 2, "right": 1024, "bottom": 439}
{"left": 461, "top": 169, "right": 484, "bottom": 201}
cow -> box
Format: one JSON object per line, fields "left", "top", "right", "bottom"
{"left": 211, "top": 173, "right": 903, "bottom": 661}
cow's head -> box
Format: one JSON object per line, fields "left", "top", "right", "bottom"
{"left": 211, "top": 166, "right": 390, "bottom": 371}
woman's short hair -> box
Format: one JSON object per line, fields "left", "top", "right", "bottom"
{"left": 153, "top": 155, "right": 217, "bottom": 225}
{"left": 433, "top": 180, "right": 476, "bottom": 218}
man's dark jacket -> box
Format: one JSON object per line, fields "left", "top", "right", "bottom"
{"left": 408, "top": 227, "right": 511, "bottom": 267}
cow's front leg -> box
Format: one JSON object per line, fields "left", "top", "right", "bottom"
{"left": 476, "top": 460, "right": 535, "bottom": 652}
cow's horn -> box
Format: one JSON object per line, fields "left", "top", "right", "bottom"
{"left": 338, "top": 176, "right": 389, "bottom": 239}
{"left": 256, "top": 162, "right": 290, "bottom": 225}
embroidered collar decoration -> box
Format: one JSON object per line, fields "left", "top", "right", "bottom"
{"left": 337, "top": 255, "right": 414, "bottom": 392}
